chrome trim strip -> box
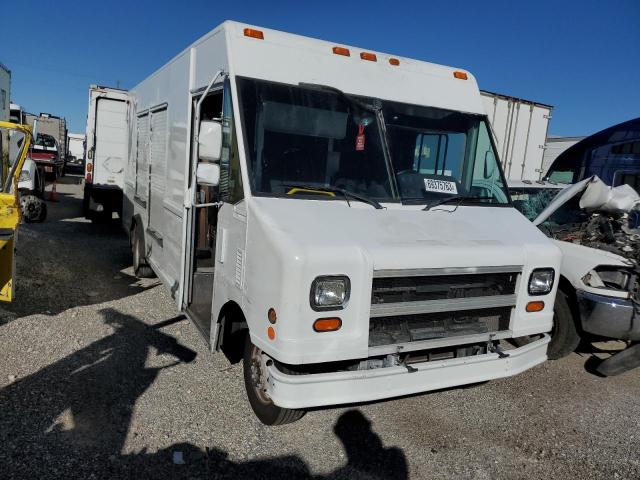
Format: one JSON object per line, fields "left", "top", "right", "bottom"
{"left": 372, "top": 265, "right": 523, "bottom": 278}
{"left": 368, "top": 330, "right": 513, "bottom": 356}
{"left": 369, "top": 294, "right": 516, "bottom": 318}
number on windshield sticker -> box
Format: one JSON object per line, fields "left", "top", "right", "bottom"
{"left": 423, "top": 178, "right": 458, "bottom": 194}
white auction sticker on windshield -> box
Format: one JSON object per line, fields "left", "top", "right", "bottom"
{"left": 423, "top": 178, "right": 458, "bottom": 194}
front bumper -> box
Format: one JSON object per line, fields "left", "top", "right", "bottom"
{"left": 265, "top": 334, "right": 550, "bottom": 409}
{"left": 577, "top": 290, "right": 640, "bottom": 340}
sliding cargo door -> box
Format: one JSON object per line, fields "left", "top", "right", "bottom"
{"left": 147, "top": 106, "right": 168, "bottom": 263}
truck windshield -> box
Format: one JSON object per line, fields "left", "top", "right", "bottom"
{"left": 237, "top": 77, "right": 509, "bottom": 206}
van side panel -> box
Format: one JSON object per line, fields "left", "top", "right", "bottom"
{"left": 126, "top": 28, "right": 229, "bottom": 300}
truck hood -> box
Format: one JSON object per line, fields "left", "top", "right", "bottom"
{"left": 248, "top": 197, "right": 557, "bottom": 270}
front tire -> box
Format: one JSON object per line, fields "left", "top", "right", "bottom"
{"left": 242, "top": 334, "right": 305, "bottom": 425}
{"left": 547, "top": 290, "right": 581, "bottom": 359}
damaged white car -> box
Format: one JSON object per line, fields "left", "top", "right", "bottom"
{"left": 509, "top": 177, "right": 640, "bottom": 376}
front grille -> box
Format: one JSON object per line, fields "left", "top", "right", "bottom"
{"left": 371, "top": 272, "right": 518, "bottom": 305}
{"left": 369, "top": 307, "right": 512, "bottom": 347}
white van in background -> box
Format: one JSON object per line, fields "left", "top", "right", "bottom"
{"left": 121, "top": 21, "right": 561, "bottom": 425}
{"left": 83, "top": 85, "right": 129, "bottom": 221}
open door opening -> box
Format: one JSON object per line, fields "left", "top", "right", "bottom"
{"left": 185, "top": 90, "right": 223, "bottom": 338}
{"left": 0, "top": 122, "right": 32, "bottom": 302}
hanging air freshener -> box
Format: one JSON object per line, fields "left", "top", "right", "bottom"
{"left": 355, "top": 124, "right": 366, "bottom": 151}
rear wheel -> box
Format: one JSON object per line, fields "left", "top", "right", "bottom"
{"left": 242, "top": 334, "right": 305, "bottom": 425}
{"left": 547, "top": 290, "right": 581, "bottom": 359}
{"left": 132, "top": 223, "right": 154, "bottom": 278}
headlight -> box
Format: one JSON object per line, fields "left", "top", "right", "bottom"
{"left": 19, "top": 170, "right": 31, "bottom": 182}
{"left": 528, "top": 268, "right": 555, "bottom": 295}
{"left": 310, "top": 275, "right": 350, "bottom": 311}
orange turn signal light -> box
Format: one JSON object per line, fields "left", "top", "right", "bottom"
{"left": 86, "top": 162, "right": 93, "bottom": 172}
{"left": 526, "top": 301, "right": 545, "bottom": 313}
{"left": 388, "top": 57, "right": 400, "bottom": 66}
{"left": 313, "top": 318, "right": 342, "bottom": 332}
{"left": 332, "top": 46, "right": 351, "bottom": 57}
{"left": 360, "top": 52, "right": 377, "bottom": 62}
{"left": 453, "top": 71, "right": 468, "bottom": 80}
{"left": 244, "top": 28, "right": 264, "bottom": 40}
{"left": 267, "top": 308, "right": 277, "bottom": 324}
{"left": 267, "top": 326, "right": 276, "bottom": 340}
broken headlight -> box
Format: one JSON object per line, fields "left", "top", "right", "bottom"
{"left": 583, "top": 266, "right": 632, "bottom": 291}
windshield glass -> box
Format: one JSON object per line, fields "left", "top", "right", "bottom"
{"left": 509, "top": 186, "right": 563, "bottom": 221}
{"left": 237, "top": 77, "right": 509, "bottom": 205}
{"left": 383, "top": 101, "right": 508, "bottom": 204}
{"left": 238, "top": 77, "right": 394, "bottom": 200}
{"left": 508, "top": 185, "right": 589, "bottom": 228}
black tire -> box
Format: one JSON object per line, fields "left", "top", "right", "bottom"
{"left": 35, "top": 201, "right": 47, "bottom": 223}
{"left": 242, "top": 334, "right": 305, "bottom": 425}
{"left": 547, "top": 290, "right": 581, "bottom": 360}
{"left": 132, "top": 223, "right": 154, "bottom": 278}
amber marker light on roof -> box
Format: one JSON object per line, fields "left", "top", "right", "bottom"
{"left": 332, "top": 46, "right": 351, "bottom": 57}
{"left": 244, "top": 28, "right": 264, "bottom": 40}
{"left": 389, "top": 58, "right": 400, "bottom": 66}
{"left": 360, "top": 52, "right": 377, "bottom": 62}
{"left": 453, "top": 71, "right": 468, "bottom": 80}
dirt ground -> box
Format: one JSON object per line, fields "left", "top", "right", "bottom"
{"left": 0, "top": 177, "right": 639, "bottom": 479}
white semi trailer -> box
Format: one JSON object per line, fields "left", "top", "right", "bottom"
{"left": 83, "top": 85, "right": 129, "bottom": 220}
{"left": 122, "top": 21, "right": 560, "bottom": 425}
{"left": 481, "top": 91, "right": 552, "bottom": 182}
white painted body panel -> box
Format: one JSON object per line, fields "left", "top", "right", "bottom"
{"left": 122, "top": 21, "right": 561, "bottom": 407}
{"left": 85, "top": 87, "right": 130, "bottom": 189}
{"left": 482, "top": 91, "right": 552, "bottom": 182}
{"left": 67, "top": 134, "right": 85, "bottom": 160}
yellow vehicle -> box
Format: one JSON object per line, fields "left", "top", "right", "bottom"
{"left": 0, "top": 121, "right": 33, "bottom": 301}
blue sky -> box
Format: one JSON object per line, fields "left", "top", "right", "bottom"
{"left": 2, "top": 0, "right": 638, "bottom": 136}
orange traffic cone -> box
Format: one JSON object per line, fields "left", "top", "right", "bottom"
{"left": 49, "top": 180, "right": 58, "bottom": 202}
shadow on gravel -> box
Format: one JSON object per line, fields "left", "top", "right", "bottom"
{"left": 0, "top": 308, "right": 408, "bottom": 479}
{"left": 1, "top": 176, "right": 157, "bottom": 322}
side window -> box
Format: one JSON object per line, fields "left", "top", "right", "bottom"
{"left": 471, "top": 121, "right": 507, "bottom": 201}
{"left": 220, "top": 78, "right": 243, "bottom": 203}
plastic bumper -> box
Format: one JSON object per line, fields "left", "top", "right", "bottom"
{"left": 265, "top": 334, "right": 550, "bottom": 409}
{"left": 576, "top": 290, "right": 640, "bottom": 341}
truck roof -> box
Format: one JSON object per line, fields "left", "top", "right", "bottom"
{"left": 134, "top": 20, "right": 486, "bottom": 116}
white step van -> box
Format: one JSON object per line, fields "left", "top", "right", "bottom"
{"left": 122, "top": 21, "right": 561, "bottom": 425}
{"left": 83, "top": 85, "right": 129, "bottom": 220}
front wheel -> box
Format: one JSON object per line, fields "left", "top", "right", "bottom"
{"left": 547, "top": 290, "right": 581, "bottom": 359}
{"left": 242, "top": 334, "right": 305, "bottom": 425}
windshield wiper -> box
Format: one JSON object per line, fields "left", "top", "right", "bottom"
{"left": 423, "top": 195, "right": 492, "bottom": 211}
{"left": 283, "top": 184, "right": 384, "bottom": 210}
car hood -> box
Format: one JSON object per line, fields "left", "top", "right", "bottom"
{"left": 248, "top": 197, "right": 557, "bottom": 270}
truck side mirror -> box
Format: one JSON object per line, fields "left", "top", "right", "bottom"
{"left": 32, "top": 119, "right": 39, "bottom": 140}
{"left": 198, "top": 120, "right": 222, "bottom": 162}
{"left": 197, "top": 162, "right": 220, "bottom": 187}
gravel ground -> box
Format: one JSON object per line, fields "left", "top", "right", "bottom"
{"left": 1, "top": 178, "right": 639, "bottom": 479}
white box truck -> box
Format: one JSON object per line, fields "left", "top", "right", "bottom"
{"left": 122, "top": 21, "right": 560, "bottom": 425}
{"left": 481, "top": 91, "right": 552, "bottom": 182}
{"left": 83, "top": 85, "right": 129, "bottom": 220}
